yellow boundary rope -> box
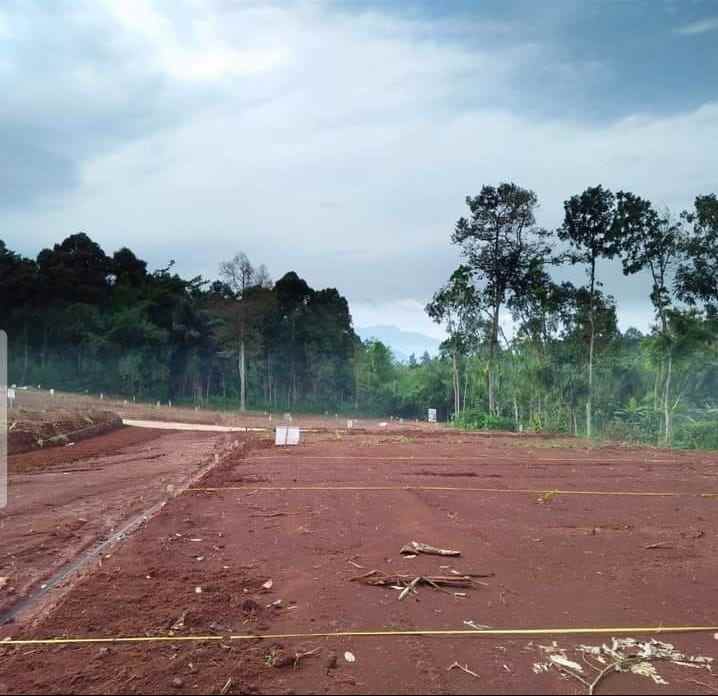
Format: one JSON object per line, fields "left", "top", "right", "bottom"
{"left": 186, "top": 485, "right": 718, "bottom": 498}
{"left": 4, "top": 625, "right": 718, "bottom": 646}
{"left": 251, "top": 455, "right": 687, "bottom": 464}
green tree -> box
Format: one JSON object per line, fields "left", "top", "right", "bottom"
{"left": 558, "top": 185, "right": 620, "bottom": 438}
{"left": 677, "top": 194, "right": 718, "bottom": 312}
{"left": 451, "top": 182, "right": 551, "bottom": 416}
{"left": 615, "top": 193, "right": 685, "bottom": 444}
{"left": 426, "top": 265, "right": 483, "bottom": 419}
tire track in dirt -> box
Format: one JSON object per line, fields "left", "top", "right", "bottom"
{"left": 0, "top": 429, "right": 240, "bottom": 627}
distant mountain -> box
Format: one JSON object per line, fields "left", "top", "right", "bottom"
{"left": 357, "top": 325, "right": 443, "bottom": 363}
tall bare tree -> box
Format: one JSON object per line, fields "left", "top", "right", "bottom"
{"left": 219, "top": 252, "right": 264, "bottom": 412}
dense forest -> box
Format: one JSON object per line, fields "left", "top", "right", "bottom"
{"left": 1, "top": 182, "right": 717, "bottom": 448}
{"left": 0, "top": 238, "right": 358, "bottom": 412}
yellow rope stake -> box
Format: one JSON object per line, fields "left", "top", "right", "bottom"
{"left": 186, "top": 485, "right": 718, "bottom": 498}
{"left": 4, "top": 625, "right": 718, "bottom": 647}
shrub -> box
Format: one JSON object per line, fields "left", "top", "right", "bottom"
{"left": 675, "top": 421, "right": 718, "bottom": 450}
{"left": 453, "top": 409, "right": 515, "bottom": 432}
{"left": 482, "top": 414, "right": 515, "bottom": 431}
{"left": 601, "top": 419, "right": 652, "bottom": 444}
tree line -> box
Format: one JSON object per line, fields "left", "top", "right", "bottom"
{"left": 426, "top": 183, "right": 718, "bottom": 447}
{"left": 2, "top": 182, "right": 717, "bottom": 448}
{"left": 0, "top": 235, "right": 358, "bottom": 412}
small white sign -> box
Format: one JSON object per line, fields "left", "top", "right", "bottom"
{"left": 286, "top": 427, "right": 300, "bottom": 445}
{"left": 275, "top": 426, "right": 301, "bottom": 446}
{"left": 428, "top": 408, "right": 437, "bottom": 423}
{"left": 7, "top": 388, "right": 16, "bottom": 402}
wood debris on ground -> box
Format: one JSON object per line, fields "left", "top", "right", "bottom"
{"left": 351, "top": 569, "right": 485, "bottom": 598}
{"left": 268, "top": 647, "right": 321, "bottom": 670}
{"left": 447, "top": 661, "right": 480, "bottom": 678}
{"left": 169, "top": 610, "right": 187, "bottom": 631}
{"left": 400, "top": 541, "right": 461, "bottom": 557}
{"left": 531, "top": 637, "right": 714, "bottom": 695}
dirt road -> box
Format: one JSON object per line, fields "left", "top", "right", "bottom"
{"left": 0, "top": 426, "right": 230, "bottom": 625}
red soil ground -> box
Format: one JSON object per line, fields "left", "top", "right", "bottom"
{"left": 7, "top": 408, "right": 121, "bottom": 456}
{"left": 1, "top": 426, "right": 718, "bottom": 694}
{"left": 0, "top": 426, "right": 229, "bottom": 624}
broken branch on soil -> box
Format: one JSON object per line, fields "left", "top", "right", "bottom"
{"left": 534, "top": 638, "right": 714, "bottom": 695}
{"left": 170, "top": 610, "right": 187, "bottom": 631}
{"left": 351, "top": 569, "right": 480, "bottom": 593}
{"left": 400, "top": 541, "right": 461, "bottom": 557}
{"left": 293, "top": 648, "right": 321, "bottom": 670}
{"left": 447, "top": 661, "right": 480, "bottom": 678}
{"left": 398, "top": 577, "right": 421, "bottom": 600}
{"left": 267, "top": 647, "right": 321, "bottom": 670}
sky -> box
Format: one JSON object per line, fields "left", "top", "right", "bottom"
{"left": 2, "top": 0, "right": 717, "bottom": 341}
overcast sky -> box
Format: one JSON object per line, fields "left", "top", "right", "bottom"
{"left": 2, "top": 0, "right": 717, "bottom": 339}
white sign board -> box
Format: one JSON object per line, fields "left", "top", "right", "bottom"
{"left": 428, "top": 408, "right": 437, "bottom": 423}
{"left": 7, "top": 388, "right": 15, "bottom": 403}
{"left": 275, "top": 426, "right": 301, "bottom": 446}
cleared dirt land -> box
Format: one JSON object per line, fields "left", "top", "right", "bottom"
{"left": 1, "top": 396, "right": 718, "bottom": 694}
{"left": 1, "top": 425, "right": 230, "bottom": 625}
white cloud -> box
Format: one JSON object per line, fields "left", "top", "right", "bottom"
{"left": 100, "top": 0, "right": 285, "bottom": 80}
{"left": 3, "top": 1, "right": 717, "bottom": 335}
{"left": 676, "top": 17, "right": 718, "bottom": 35}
